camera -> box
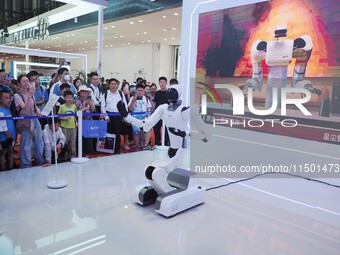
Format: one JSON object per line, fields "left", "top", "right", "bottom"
{"left": 5, "top": 73, "right": 12, "bottom": 80}
{"left": 137, "top": 96, "right": 143, "bottom": 100}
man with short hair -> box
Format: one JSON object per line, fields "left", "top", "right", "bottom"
{"left": 88, "top": 72, "right": 103, "bottom": 114}
{"left": 49, "top": 67, "right": 77, "bottom": 97}
{"left": 101, "top": 78, "right": 128, "bottom": 154}
{"left": 153, "top": 76, "right": 170, "bottom": 146}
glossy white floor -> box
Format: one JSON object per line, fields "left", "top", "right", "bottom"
{"left": 0, "top": 128, "right": 340, "bottom": 255}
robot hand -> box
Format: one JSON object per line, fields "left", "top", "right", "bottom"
{"left": 295, "top": 80, "right": 321, "bottom": 96}
{"left": 116, "top": 100, "right": 144, "bottom": 128}
{"left": 241, "top": 78, "right": 261, "bottom": 91}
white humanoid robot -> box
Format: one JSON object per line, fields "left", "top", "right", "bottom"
{"left": 243, "top": 25, "right": 321, "bottom": 108}
{"left": 117, "top": 85, "right": 210, "bottom": 217}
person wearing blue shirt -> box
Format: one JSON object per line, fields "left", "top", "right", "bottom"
{"left": 0, "top": 89, "right": 16, "bottom": 170}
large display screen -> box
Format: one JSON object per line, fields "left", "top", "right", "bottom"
{"left": 195, "top": 0, "right": 340, "bottom": 144}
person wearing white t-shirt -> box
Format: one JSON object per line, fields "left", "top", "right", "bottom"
{"left": 128, "top": 83, "right": 152, "bottom": 150}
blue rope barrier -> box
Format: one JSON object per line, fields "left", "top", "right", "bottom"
{"left": 0, "top": 111, "right": 154, "bottom": 120}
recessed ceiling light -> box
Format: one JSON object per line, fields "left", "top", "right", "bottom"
{"left": 138, "top": 20, "right": 143, "bottom": 23}
{"left": 171, "top": 27, "right": 176, "bottom": 30}
{"left": 110, "top": 44, "right": 113, "bottom": 47}
{"left": 120, "top": 35, "right": 124, "bottom": 38}
{"left": 52, "top": 37, "right": 55, "bottom": 40}
{"left": 95, "top": 39, "right": 98, "bottom": 41}
{"left": 67, "top": 50, "right": 70, "bottom": 51}
{"left": 111, "top": 25, "right": 115, "bottom": 28}
{"left": 78, "top": 48, "right": 81, "bottom": 50}
{"left": 66, "top": 34, "right": 70, "bottom": 37}
{"left": 171, "top": 37, "right": 175, "bottom": 40}
{"left": 66, "top": 43, "right": 69, "bottom": 45}
{"left": 32, "top": 41, "right": 35, "bottom": 44}
{"left": 174, "top": 13, "right": 179, "bottom": 16}
{"left": 147, "top": 40, "right": 151, "bottom": 43}
{"left": 164, "top": 38, "right": 168, "bottom": 41}
{"left": 114, "top": 36, "right": 118, "bottom": 39}
{"left": 104, "top": 27, "right": 108, "bottom": 30}
{"left": 136, "top": 33, "right": 140, "bottom": 36}
{"left": 56, "top": 37, "right": 59, "bottom": 39}
{"left": 84, "top": 41, "right": 87, "bottom": 43}
{"left": 91, "top": 46, "right": 94, "bottom": 49}
{"left": 70, "top": 43, "right": 74, "bottom": 45}
{"left": 143, "top": 32, "right": 147, "bottom": 34}
{"left": 127, "top": 43, "right": 131, "bottom": 45}
{"left": 122, "top": 43, "right": 125, "bottom": 46}
{"left": 82, "top": 48, "right": 85, "bottom": 50}
{"left": 163, "top": 29, "right": 167, "bottom": 32}
{"left": 129, "top": 21, "right": 134, "bottom": 25}
{"left": 71, "top": 34, "right": 75, "bottom": 36}
{"left": 141, "top": 41, "right": 145, "bottom": 43}
{"left": 162, "top": 15, "right": 166, "bottom": 18}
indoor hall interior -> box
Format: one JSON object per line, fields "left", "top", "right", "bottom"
{"left": 0, "top": 127, "right": 339, "bottom": 255}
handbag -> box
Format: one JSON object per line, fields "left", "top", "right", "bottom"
{"left": 16, "top": 109, "right": 32, "bottom": 131}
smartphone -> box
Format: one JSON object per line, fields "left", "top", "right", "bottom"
{"left": 29, "top": 82, "right": 35, "bottom": 90}
{"left": 5, "top": 73, "right": 11, "bottom": 80}
{"left": 137, "top": 96, "right": 143, "bottom": 100}
{"left": 87, "top": 95, "right": 92, "bottom": 100}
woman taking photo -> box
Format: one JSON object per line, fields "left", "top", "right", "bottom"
{"left": 14, "top": 74, "right": 44, "bottom": 168}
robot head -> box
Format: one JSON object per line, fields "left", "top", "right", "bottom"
{"left": 166, "top": 85, "right": 181, "bottom": 103}
{"left": 274, "top": 25, "right": 287, "bottom": 38}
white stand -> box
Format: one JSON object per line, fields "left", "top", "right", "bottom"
{"left": 47, "top": 113, "right": 67, "bottom": 189}
{"left": 71, "top": 110, "right": 89, "bottom": 164}
{"left": 156, "top": 120, "right": 168, "bottom": 151}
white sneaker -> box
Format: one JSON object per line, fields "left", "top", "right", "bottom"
{"left": 123, "top": 144, "right": 129, "bottom": 150}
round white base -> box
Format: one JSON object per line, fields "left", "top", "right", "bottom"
{"left": 71, "top": 157, "right": 90, "bottom": 164}
{"left": 156, "top": 145, "right": 168, "bottom": 151}
{"left": 47, "top": 180, "right": 67, "bottom": 189}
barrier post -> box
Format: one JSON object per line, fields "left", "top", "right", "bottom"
{"left": 47, "top": 113, "right": 67, "bottom": 189}
{"left": 71, "top": 110, "right": 90, "bottom": 164}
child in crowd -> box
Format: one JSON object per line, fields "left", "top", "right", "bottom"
{"left": 0, "top": 90, "right": 16, "bottom": 170}
{"left": 58, "top": 90, "right": 77, "bottom": 160}
{"left": 54, "top": 83, "right": 71, "bottom": 113}
{"left": 42, "top": 118, "right": 67, "bottom": 166}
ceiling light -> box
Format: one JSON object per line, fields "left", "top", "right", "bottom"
{"left": 56, "top": 36, "right": 59, "bottom": 39}
{"left": 141, "top": 41, "right": 145, "bottom": 43}
{"left": 136, "top": 33, "right": 140, "bottom": 36}
{"left": 143, "top": 32, "right": 147, "bottom": 34}
{"left": 127, "top": 43, "right": 131, "bottom": 45}
{"left": 147, "top": 40, "right": 151, "bottom": 43}
{"left": 174, "top": 13, "right": 179, "bottom": 16}
{"left": 164, "top": 38, "right": 168, "bottom": 41}
{"left": 114, "top": 36, "right": 118, "bottom": 39}
{"left": 171, "top": 37, "right": 175, "bottom": 40}
{"left": 163, "top": 29, "right": 167, "bottom": 32}
{"left": 162, "top": 15, "right": 166, "bottom": 18}
{"left": 122, "top": 43, "right": 125, "bottom": 46}
{"left": 52, "top": 37, "right": 55, "bottom": 40}
{"left": 71, "top": 34, "right": 75, "bottom": 36}
{"left": 84, "top": 41, "right": 87, "bottom": 43}
{"left": 129, "top": 22, "right": 134, "bottom": 25}
{"left": 111, "top": 25, "right": 115, "bottom": 28}
{"left": 171, "top": 27, "right": 176, "bottom": 30}
{"left": 138, "top": 20, "right": 143, "bottom": 23}
{"left": 66, "top": 34, "right": 70, "bottom": 37}
{"left": 70, "top": 43, "right": 74, "bottom": 45}
{"left": 104, "top": 27, "right": 108, "bottom": 30}
{"left": 120, "top": 35, "right": 124, "bottom": 38}
{"left": 110, "top": 44, "right": 113, "bottom": 47}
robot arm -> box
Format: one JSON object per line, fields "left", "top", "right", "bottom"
{"left": 117, "top": 100, "right": 166, "bottom": 131}
{"left": 242, "top": 40, "right": 266, "bottom": 92}
{"left": 292, "top": 35, "right": 321, "bottom": 95}
{"left": 190, "top": 105, "right": 211, "bottom": 142}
